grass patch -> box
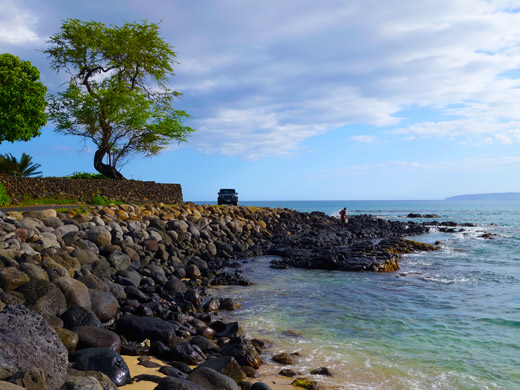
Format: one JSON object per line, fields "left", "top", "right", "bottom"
{"left": 56, "top": 206, "right": 88, "bottom": 214}
{"left": 10, "top": 196, "right": 80, "bottom": 207}
{"left": 0, "top": 183, "right": 10, "bottom": 207}
{"left": 4, "top": 194, "right": 123, "bottom": 207}
{"left": 66, "top": 171, "right": 111, "bottom": 180}
{"left": 90, "top": 194, "right": 122, "bottom": 206}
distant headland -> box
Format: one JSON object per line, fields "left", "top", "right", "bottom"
{"left": 445, "top": 192, "right": 520, "bottom": 200}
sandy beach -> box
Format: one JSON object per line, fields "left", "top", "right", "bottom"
{"left": 122, "top": 354, "right": 311, "bottom": 390}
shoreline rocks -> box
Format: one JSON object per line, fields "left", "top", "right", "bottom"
{"left": 0, "top": 203, "right": 470, "bottom": 389}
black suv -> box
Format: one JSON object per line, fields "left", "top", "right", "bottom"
{"left": 218, "top": 189, "right": 238, "bottom": 205}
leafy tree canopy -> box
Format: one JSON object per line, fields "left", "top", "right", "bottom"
{"left": 0, "top": 53, "right": 47, "bottom": 143}
{"left": 45, "top": 19, "right": 194, "bottom": 179}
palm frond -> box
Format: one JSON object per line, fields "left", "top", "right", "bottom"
{"left": 0, "top": 153, "right": 42, "bottom": 177}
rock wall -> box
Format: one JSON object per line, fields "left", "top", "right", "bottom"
{"left": 0, "top": 176, "right": 183, "bottom": 205}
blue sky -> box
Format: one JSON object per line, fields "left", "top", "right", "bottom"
{"left": 1, "top": 0, "right": 520, "bottom": 200}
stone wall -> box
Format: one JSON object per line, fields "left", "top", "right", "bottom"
{"left": 0, "top": 176, "right": 183, "bottom": 204}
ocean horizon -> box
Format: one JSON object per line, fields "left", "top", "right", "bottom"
{"left": 209, "top": 200, "right": 520, "bottom": 389}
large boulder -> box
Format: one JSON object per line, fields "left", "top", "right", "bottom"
{"left": 54, "top": 224, "right": 79, "bottom": 239}
{"left": 0, "top": 305, "right": 68, "bottom": 390}
{"left": 74, "top": 326, "right": 122, "bottom": 352}
{"left": 70, "top": 247, "right": 98, "bottom": 265}
{"left": 8, "top": 367, "right": 49, "bottom": 390}
{"left": 90, "top": 259, "right": 116, "bottom": 280}
{"left": 61, "top": 306, "right": 102, "bottom": 330}
{"left": 115, "top": 313, "right": 176, "bottom": 346}
{"left": 65, "top": 369, "right": 117, "bottom": 390}
{"left": 53, "top": 326, "right": 79, "bottom": 353}
{"left": 54, "top": 277, "right": 92, "bottom": 309}
{"left": 165, "top": 277, "right": 188, "bottom": 294}
{"left": 220, "top": 339, "right": 261, "bottom": 369}
{"left": 190, "top": 335, "right": 218, "bottom": 354}
{"left": 88, "top": 289, "right": 119, "bottom": 323}
{"left": 84, "top": 227, "right": 112, "bottom": 248}
{"left": 0, "top": 267, "right": 30, "bottom": 291}
{"left": 16, "top": 279, "right": 67, "bottom": 317}
{"left": 69, "top": 347, "right": 131, "bottom": 387}
{"left": 196, "top": 356, "right": 245, "bottom": 383}
{"left": 61, "top": 375, "right": 103, "bottom": 390}
{"left": 77, "top": 275, "right": 109, "bottom": 292}
{"left": 19, "top": 263, "right": 49, "bottom": 281}
{"left": 107, "top": 251, "right": 131, "bottom": 271}
{"left": 169, "top": 342, "right": 205, "bottom": 365}
{"left": 187, "top": 367, "right": 239, "bottom": 390}
{"left": 15, "top": 217, "right": 44, "bottom": 231}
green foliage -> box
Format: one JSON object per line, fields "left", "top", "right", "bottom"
{"left": 90, "top": 194, "right": 121, "bottom": 206}
{"left": 14, "top": 196, "right": 78, "bottom": 207}
{"left": 0, "top": 53, "right": 47, "bottom": 143}
{"left": 0, "top": 153, "right": 42, "bottom": 177}
{"left": 56, "top": 206, "right": 87, "bottom": 214}
{"left": 66, "top": 171, "right": 110, "bottom": 180}
{"left": 44, "top": 19, "right": 194, "bottom": 179}
{"left": 0, "top": 183, "right": 10, "bottom": 206}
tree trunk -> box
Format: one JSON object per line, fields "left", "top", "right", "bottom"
{"left": 94, "top": 148, "right": 126, "bottom": 180}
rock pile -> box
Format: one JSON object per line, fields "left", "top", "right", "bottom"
{"left": 0, "top": 203, "right": 445, "bottom": 389}
{"left": 265, "top": 212, "right": 435, "bottom": 271}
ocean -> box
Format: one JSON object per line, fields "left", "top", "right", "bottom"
{"left": 203, "top": 200, "right": 520, "bottom": 390}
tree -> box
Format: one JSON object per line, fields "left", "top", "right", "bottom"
{"left": 0, "top": 53, "right": 47, "bottom": 143}
{"left": 0, "top": 153, "right": 42, "bottom": 177}
{"left": 45, "top": 19, "right": 194, "bottom": 180}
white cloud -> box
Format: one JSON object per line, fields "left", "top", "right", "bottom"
{"left": 189, "top": 107, "right": 327, "bottom": 159}
{"left": 164, "top": 0, "right": 520, "bottom": 157}
{"left": 9, "top": 0, "right": 520, "bottom": 160}
{"left": 391, "top": 117, "right": 520, "bottom": 145}
{"left": 0, "top": 1, "right": 39, "bottom": 44}
{"left": 351, "top": 135, "right": 377, "bottom": 143}
{"left": 334, "top": 156, "right": 520, "bottom": 176}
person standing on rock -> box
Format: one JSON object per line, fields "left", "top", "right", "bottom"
{"left": 339, "top": 207, "right": 348, "bottom": 227}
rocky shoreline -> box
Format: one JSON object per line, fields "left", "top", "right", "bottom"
{"left": 0, "top": 203, "right": 468, "bottom": 390}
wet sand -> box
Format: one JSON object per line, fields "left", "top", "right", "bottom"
{"left": 122, "top": 355, "right": 166, "bottom": 390}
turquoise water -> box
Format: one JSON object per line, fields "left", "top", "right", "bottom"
{"left": 211, "top": 200, "right": 520, "bottom": 389}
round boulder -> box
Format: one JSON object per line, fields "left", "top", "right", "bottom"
{"left": 69, "top": 347, "right": 131, "bottom": 386}
{"left": 0, "top": 267, "right": 30, "bottom": 291}
{"left": 107, "top": 251, "right": 131, "bottom": 271}
{"left": 221, "top": 339, "right": 261, "bottom": 369}
{"left": 19, "top": 263, "right": 49, "bottom": 281}
{"left": 115, "top": 313, "right": 176, "bottom": 346}
{"left": 61, "top": 375, "right": 103, "bottom": 390}
{"left": 88, "top": 289, "right": 119, "bottom": 323}
{"left": 0, "top": 305, "right": 68, "bottom": 390}
{"left": 185, "top": 264, "right": 201, "bottom": 279}
{"left": 187, "top": 367, "right": 239, "bottom": 390}
{"left": 165, "top": 277, "right": 188, "bottom": 294}
{"left": 61, "top": 306, "right": 102, "bottom": 330}
{"left": 16, "top": 279, "right": 67, "bottom": 317}
{"left": 84, "top": 227, "right": 112, "bottom": 248}
{"left": 74, "top": 326, "right": 122, "bottom": 352}
{"left": 54, "top": 277, "right": 92, "bottom": 309}
{"left": 53, "top": 326, "right": 79, "bottom": 353}
{"left": 169, "top": 342, "right": 206, "bottom": 365}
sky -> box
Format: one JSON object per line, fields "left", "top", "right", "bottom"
{"left": 1, "top": 0, "right": 520, "bottom": 201}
